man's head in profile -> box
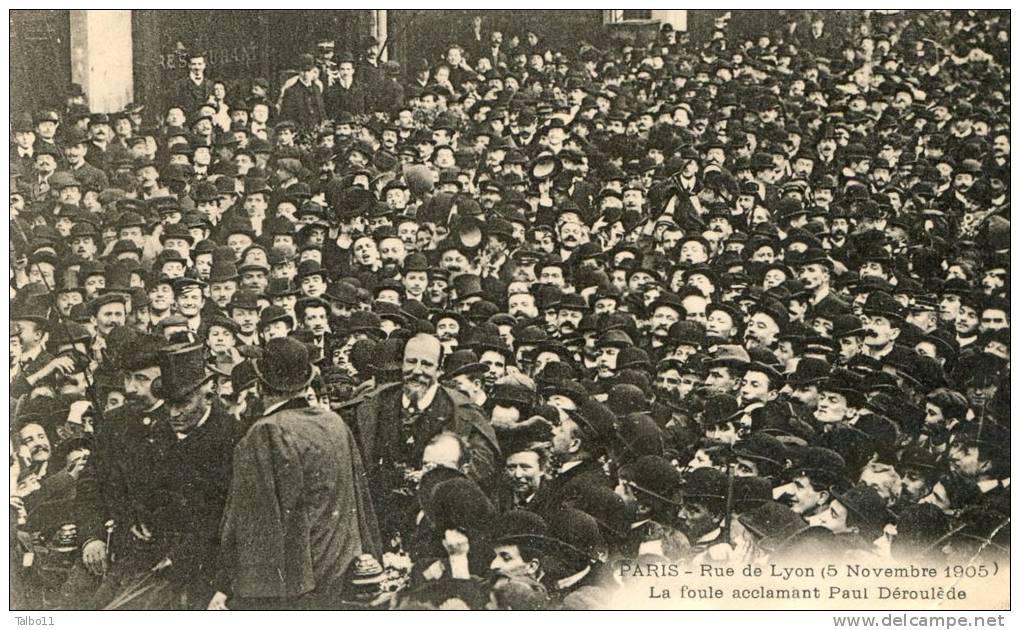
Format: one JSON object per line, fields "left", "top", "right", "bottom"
{"left": 403, "top": 333, "right": 443, "bottom": 404}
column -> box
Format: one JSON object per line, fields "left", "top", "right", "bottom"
{"left": 373, "top": 10, "right": 388, "bottom": 61}
{"left": 69, "top": 10, "right": 133, "bottom": 113}
{"left": 651, "top": 10, "right": 688, "bottom": 31}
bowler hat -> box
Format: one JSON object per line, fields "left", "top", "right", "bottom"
{"left": 349, "top": 310, "right": 386, "bottom": 339}
{"left": 403, "top": 253, "right": 430, "bottom": 273}
{"left": 263, "top": 274, "right": 299, "bottom": 297}
{"left": 786, "top": 357, "right": 830, "bottom": 386}
{"left": 567, "top": 398, "right": 616, "bottom": 452}
{"left": 452, "top": 273, "right": 483, "bottom": 300}
{"left": 785, "top": 446, "right": 849, "bottom": 489}
{"left": 442, "top": 349, "right": 488, "bottom": 379}
{"left": 491, "top": 383, "right": 535, "bottom": 410}
{"left": 254, "top": 337, "right": 314, "bottom": 394}
{"left": 228, "top": 290, "right": 261, "bottom": 312}
{"left": 738, "top": 502, "right": 809, "bottom": 552}
{"left": 731, "top": 432, "right": 786, "bottom": 476}
{"left": 818, "top": 367, "right": 866, "bottom": 407}
{"left": 595, "top": 329, "right": 633, "bottom": 349}
{"left": 544, "top": 507, "right": 605, "bottom": 568}
{"left": 11, "top": 297, "right": 51, "bottom": 328}
{"left": 297, "top": 259, "right": 328, "bottom": 281}
{"left": 258, "top": 305, "right": 295, "bottom": 330}
{"left": 616, "top": 454, "right": 681, "bottom": 503}
{"left": 496, "top": 510, "right": 554, "bottom": 551}
{"left": 426, "top": 477, "right": 497, "bottom": 534}
{"left": 88, "top": 292, "right": 128, "bottom": 316}
{"left": 862, "top": 290, "right": 903, "bottom": 321}
{"left": 678, "top": 467, "right": 728, "bottom": 503}
{"left": 699, "top": 393, "right": 740, "bottom": 427}
{"left": 706, "top": 344, "right": 750, "bottom": 368}
{"left": 208, "top": 261, "right": 239, "bottom": 284}
{"left": 667, "top": 320, "right": 706, "bottom": 348}
{"left": 829, "top": 485, "right": 895, "bottom": 540}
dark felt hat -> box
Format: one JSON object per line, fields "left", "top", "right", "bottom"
{"left": 442, "top": 349, "right": 488, "bottom": 380}
{"left": 254, "top": 337, "right": 314, "bottom": 394}
{"left": 157, "top": 342, "right": 212, "bottom": 402}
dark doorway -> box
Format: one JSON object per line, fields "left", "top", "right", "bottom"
{"left": 10, "top": 10, "right": 72, "bottom": 115}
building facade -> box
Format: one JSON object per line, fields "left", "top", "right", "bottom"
{"left": 12, "top": 9, "right": 705, "bottom": 117}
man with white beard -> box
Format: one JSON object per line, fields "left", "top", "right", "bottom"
{"left": 348, "top": 334, "right": 499, "bottom": 539}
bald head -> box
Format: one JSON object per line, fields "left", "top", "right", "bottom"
{"left": 403, "top": 333, "right": 443, "bottom": 399}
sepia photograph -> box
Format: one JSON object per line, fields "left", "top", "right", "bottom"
{"left": 7, "top": 7, "right": 1011, "bottom": 616}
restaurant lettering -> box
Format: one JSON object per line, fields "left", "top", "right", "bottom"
{"left": 160, "top": 43, "right": 259, "bottom": 70}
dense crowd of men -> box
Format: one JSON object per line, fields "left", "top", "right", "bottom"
{"left": 9, "top": 9, "right": 1010, "bottom": 611}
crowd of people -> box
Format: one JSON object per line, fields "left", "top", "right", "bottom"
{"left": 9, "top": 9, "right": 1010, "bottom": 611}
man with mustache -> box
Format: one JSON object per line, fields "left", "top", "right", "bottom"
{"left": 68, "top": 221, "right": 100, "bottom": 262}
{"left": 349, "top": 333, "right": 499, "bottom": 540}
{"left": 813, "top": 368, "right": 865, "bottom": 432}
{"left": 14, "top": 422, "right": 53, "bottom": 482}
{"left": 400, "top": 253, "right": 430, "bottom": 303}
{"left": 946, "top": 423, "right": 1010, "bottom": 501}
{"left": 432, "top": 310, "right": 463, "bottom": 355}
{"left": 774, "top": 447, "right": 848, "bottom": 524}
{"left": 648, "top": 293, "right": 686, "bottom": 353}
{"left": 796, "top": 248, "right": 849, "bottom": 319}
{"left": 615, "top": 454, "right": 687, "bottom": 560}
{"left": 437, "top": 241, "right": 473, "bottom": 278}
{"left": 473, "top": 335, "right": 511, "bottom": 393}
{"left": 860, "top": 291, "right": 903, "bottom": 361}
{"left": 87, "top": 342, "right": 240, "bottom": 608}
{"left": 938, "top": 158, "right": 981, "bottom": 215}
{"left": 297, "top": 297, "right": 331, "bottom": 361}
{"left": 502, "top": 442, "right": 549, "bottom": 512}
{"left": 10, "top": 298, "right": 57, "bottom": 398}
{"left": 556, "top": 218, "right": 586, "bottom": 262}
{"left": 593, "top": 330, "right": 632, "bottom": 386}
{"left": 507, "top": 288, "right": 539, "bottom": 322}
{"left": 73, "top": 332, "right": 167, "bottom": 584}
{"left": 743, "top": 302, "right": 787, "bottom": 351}
{"left": 555, "top": 293, "right": 587, "bottom": 337}
{"left": 675, "top": 467, "right": 732, "bottom": 560}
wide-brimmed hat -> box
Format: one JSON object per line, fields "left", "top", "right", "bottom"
{"left": 530, "top": 153, "right": 563, "bottom": 181}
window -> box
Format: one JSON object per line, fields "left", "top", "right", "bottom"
{"left": 604, "top": 10, "right": 655, "bottom": 24}
{"left": 622, "top": 10, "right": 653, "bottom": 20}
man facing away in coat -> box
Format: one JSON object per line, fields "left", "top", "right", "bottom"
{"left": 209, "top": 336, "right": 380, "bottom": 609}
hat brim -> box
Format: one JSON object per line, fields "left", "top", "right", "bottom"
{"left": 253, "top": 357, "right": 314, "bottom": 394}
{"left": 444, "top": 363, "right": 489, "bottom": 379}
{"left": 159, "top": 372, "right": 214, "bottom": 402}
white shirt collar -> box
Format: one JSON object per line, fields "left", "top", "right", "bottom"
{"left": 559, "top": 459, "right": 584, "bottom": 475}
{"left": 262, "top": 398, "right": 293, "bottom": 417}
{"left": 402, "top": 382, "right": 439, "bottom": 412}
{"left": 978, "top": 478, "right": 1009, "bottom": 493}
{"left": 697, "top": 527, "right": 723, "bottom": 544}
{"left": 556, "top": 564, "right": 591, "bottom": 590}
